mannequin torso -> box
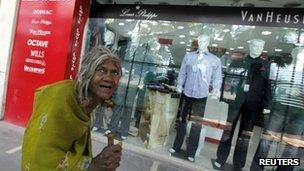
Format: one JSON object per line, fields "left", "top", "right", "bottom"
{"left": 177, "top": 34, "right": 222, "bottom": 99}
{"left": 274, "top": 47, "right": 304, "bottom": 109}
{"left": 228, "top": 39, "right": 271, "bottom": 113}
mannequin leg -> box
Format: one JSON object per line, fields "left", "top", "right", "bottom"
{"left": 186, "top": 122, "right": 202, "bottom": 158}
{"left": 214, "top": 104, "right": 242, "bottom": 166}
{"left": 233, "top": 105, "right": 257, "bottom": 168}
{"left": 107, "top": 105, "right": 124, "bottom": 134}
{"left": 181, "top": 94, "right": 194, "bottom": 123}
{"left": 276, "top": 144, "right": 301, "bottom": 171}
{"left": 176, "top": 93, "right": 185, "bottom": 121}
{"left": 250, "top": 102, "right": 285, "bottom": 171}
{"left": 134, "top": 88, "right": 146, "bottom": 128}
{"left": 186, "top": 99, "right": 207, "bottom": 158}
{"left": 276, "top": 106, "right": 304, "bottom": 171}
{"left": 250, "top": 138, "right": 273, "bottom": 171}
{"left": 172, "top": 94, "right": 194, "bottom": 151}
{"left": 172, "top": 121, "right": 187, "bottom": 152}
{"left": 119, "top": 106, "right": 132, "bottom": 137}
{"left": 92, "top": 105, "right": 104, "bottom": 130}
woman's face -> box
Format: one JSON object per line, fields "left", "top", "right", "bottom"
{"left": 89, "top": 59, "right": 121, "bottom": 100}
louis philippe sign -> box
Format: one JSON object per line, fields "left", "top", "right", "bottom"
{"left": 119, "top": 6, "right": 158, "bottom": 20}
{"left": 90, "top": 3, "right": 304, "bottom": 28}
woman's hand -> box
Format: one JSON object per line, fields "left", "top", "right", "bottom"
{"left": 89, "top": 144, "right": 122, "bottom": 171}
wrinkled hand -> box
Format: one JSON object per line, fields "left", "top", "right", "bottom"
{"left": 89, "top": 144, "right": 122, "bottom": 171}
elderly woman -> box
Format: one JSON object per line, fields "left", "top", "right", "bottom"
{"left": 22, "top": 48, "right": 122, "bottom": 171}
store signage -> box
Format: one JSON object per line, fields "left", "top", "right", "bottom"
{"left": 119, "top": 6, "right": 158, "bottom": 20}
{"left": 4, "top": 0, "right": 89, "bottom": 126}
{"left": 65, "top": 1, "right": 89, "bottom": 79}
{"left": 90, "top": 3, "right": 304, "bottom": 28}
{"left": 241, "top": 10, "right": 304, "bottom": 25}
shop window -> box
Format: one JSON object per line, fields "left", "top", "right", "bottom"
{"left": 86, "top": 17, "right": 304, "bottom": 171}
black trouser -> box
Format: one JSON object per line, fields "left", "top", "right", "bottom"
{"left": 134, "top": 88, "right": 146, "bottom": 128}
{"left": 172, "top": 122, "right": 202, "bottom": 158}
{"left": 215, "top": 102, "right": 258, "bottom": 168}
{"left": 250, "top": 102, "right": 304, "bottom": 171}
{"left": 176, "top": 93, "right": 207, "bottom": 123}
{"left": 173, "top": 93, "right": 206, "bottom": 158}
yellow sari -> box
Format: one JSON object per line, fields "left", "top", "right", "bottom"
{"left": 22, "top": 80, "right": 92, "bottom": 171}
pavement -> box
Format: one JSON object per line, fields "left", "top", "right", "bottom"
{"left": 0, "top": 121, "right": 205, "bottom": 171}
{"left": 0, "top": 121, "right": 23, "bottom": 171}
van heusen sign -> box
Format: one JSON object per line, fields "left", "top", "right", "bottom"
{"left": 90, "top": 3, "right": 304, "bottom": 28}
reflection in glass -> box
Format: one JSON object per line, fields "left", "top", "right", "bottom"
{"left": 86, "top": 18, "right": 304, "bottom": 170}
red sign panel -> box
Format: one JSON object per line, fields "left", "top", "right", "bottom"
{"left": 4, "top": 0, "right": 89, "bottom": 126}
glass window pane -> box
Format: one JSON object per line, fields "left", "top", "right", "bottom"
{"left": 86, "top": 17, "right": 304, "bottom": 171}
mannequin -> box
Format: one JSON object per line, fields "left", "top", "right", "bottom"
{"left": 176, "top": 34, "right": 222, "bottom": 104}
{"left": 249, "top": 39, "right": 264, "bottom": 58}
{"left": 169, "top": 34, "right": 222, "bottom": 162}
{"left": 250, "top": 39, "right": 271, "bottom": 113}
{"left": 251, "top": 47, "right": 304, "bottom": 171}
{"left": 212, "top": 39, "right": 272, "bottom": 170}
{"left": 247, "top": 39, "right": 270, "bottom": 113}
{"left": 124, "top": 21, "right": 140, "bottom": 61}
{"left": 148, "top": 40, "right": 163, "bottom": 64}
{"left": 197, "top": 34, "right": 210, "bottom": 53}
{"left": 106, "top": 26, "right": 140, "bottom": 140}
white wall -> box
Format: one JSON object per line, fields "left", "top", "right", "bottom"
{"left": 0, "top": 0, "right": 20, "bottom": 119}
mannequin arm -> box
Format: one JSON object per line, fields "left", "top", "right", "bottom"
{"left": 176, "top": 55, "right": 188, "bottom": 93}
{"left": 176, "top": 87, "right": 182, "bottom": 94}
{"left": 261, "top": 62, "right": 272, "bottom": 109}
{"left": 210, "top": 59, "right": 223, "bottom": 99}
{"left": 210, "top": 89, "right": 220, "bottom": 99}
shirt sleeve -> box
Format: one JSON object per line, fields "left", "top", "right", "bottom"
{"left": 22, "top": 89, "right": 91, "bottom": 171}
{"left": 262, "top": 62, "right": 272, "bottom": 109}
{"left": 177, "top": 54, "right": 188, "bottom": 92}
{"left": 211, "top": 58, "right": 223, "bottom": 94}
{"left": 269, "top": 63, "right": 278, "bottom": 80}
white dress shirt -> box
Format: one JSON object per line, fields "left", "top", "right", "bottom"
{"left": 177, "top": 51, "right": 222, "bottom": 99}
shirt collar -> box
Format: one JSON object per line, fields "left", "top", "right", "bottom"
{"left": 196, "top": 50, "right": 208, "bottom": 55}
{"left": 247, "top": 55, "right": 261, "bottom": 59}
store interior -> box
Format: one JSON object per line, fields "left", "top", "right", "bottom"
{"left": 86, "top": 18, "right": 304, "bottom": 170}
